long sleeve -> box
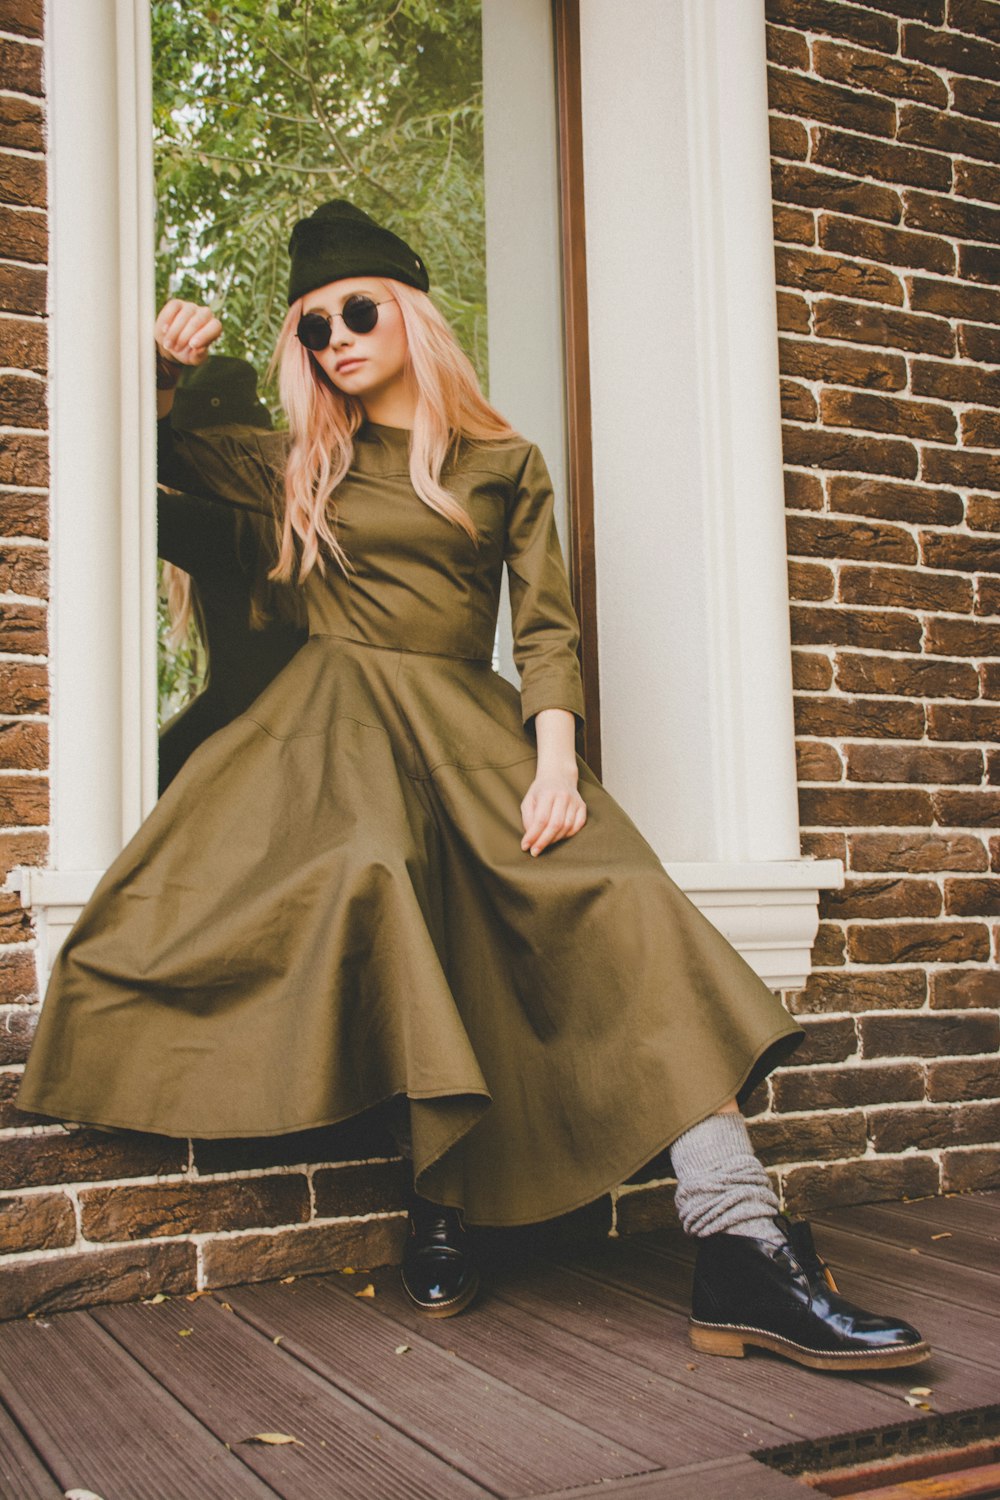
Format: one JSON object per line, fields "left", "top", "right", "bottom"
{"left": 504, "top": 442, "right": 586, "bottom": 731}
{"left": 157, "top": 415, "right": 289, "bottom": 520}
{"left": 158, "top": 486, "right": 241, "bottom": 578}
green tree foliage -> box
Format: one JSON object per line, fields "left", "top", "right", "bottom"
{"left": 153, "top": 0, "right": 487, "bottom": 721}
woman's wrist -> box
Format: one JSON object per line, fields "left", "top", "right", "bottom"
{"left": 155, "top": 346, "right": 184, "bottom": 390}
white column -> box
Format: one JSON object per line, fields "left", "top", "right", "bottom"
{"left": 579, "top": 0, "right": 841, "bottom": 986}
{"left": 14, "top": 0, "right": 157, "bottom": 968}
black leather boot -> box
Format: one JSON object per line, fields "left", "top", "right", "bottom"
{"left": 400, "top": 1187, "right": 480, "bottom": 1318}
{"left": 689, "top": 1216, "right": 931, "bottom": 1370}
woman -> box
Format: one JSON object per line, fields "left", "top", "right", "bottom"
{"left": 17, "top": 200, "right": 928, "bottom": 1371}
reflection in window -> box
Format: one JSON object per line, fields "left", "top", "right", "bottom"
{"left": 151, "top": 0, "right": 487, "bottom": 720}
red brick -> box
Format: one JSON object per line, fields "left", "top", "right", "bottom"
{"left": 0, "top": 263, "right": 44, "bottom": 318}
{"left": 906, "top": 188, "right": 1000, "bottom": 246}
{"left": 835, "top": 650, "right": 978, "bottom": 698}
{"left": 850, "top": 831, "right": 987, "bottom": 872}
{"left": 848, "top": 921, "right": 991, "bottom": 964}
{"left": 847, "top": 743, "right": 981, "bottom": 785}
{"left": 0, "top": 373, "right": 45, "bottom": 429}
{"left": 942, "top": 1147, "right": 1000, "bottom": 1192}
{"left": 795, "top": 694, "right": 925, "bottom": 739}
{"left": 0, "top": 96, "right": 43, "bottom": 153}
{"left": 960, "top": 323, "right": 1000, "bottom": 364}
{"left": 0, "top": 904, "right": 34, "bottom": 955}
{"left": 773, "top": 161, "right": 901, "bottom": 222}
{"left": 828, "top": 475, "right": 962, "bottom": 526}
{"left": 0, "top": 37, "right": 42, "bottom": 96}
{"left": 0, "top": 1129, "right": 187, "bottom": 1192}
{"left": 923, "top": 444, "right": 1000, "bottom": 492}
{"left": 950, "top": 0, "right": 1000, "bottom": 42}
{"left": 820, "top": 213, "right": 954, "bottom": 276}
{"left": 0, "top": 720, "right": 46, "bottom": 770}
{"left": 0, "top": 152, "right": 44, "bottom": 212}
{"left": 0, "top": 945, "right": 40, "bottom": 1000}
{"left": 812, "top": 128, "right": 950, "bottom": 191}
{"left": 767, "top": 21, "right": 811, "bottom": 69}
{"left": 0, "top": 775, "right": 47, "bottom": 825}
{"left": 0, "top": 1, "right": 43, "bottom": 39}
{"left": 200, "top": 1216, "right": 407, "bottom": 1290}
{"left": 782, "top": 425, "right": 920, "bottom": 478}
{"left": 792, "top": 649, "right": 834, "bottom": 689}
{"left": 811, "top": 38, "right": 947, "bottom": 106}
{"left": 927, "top": 1056, "right": 1000, "bottom": 1102}
{"left": 860, "top": 1011, "right": 1000, "bottom": 1057}
{"left": 792, "top": 605, "right": 922, "bottom": 651}
{"left": 930, "top": 703, "right": 1000, "bottom": 740}
{"left": 80, "top": 1174, "right": 311, "bottom": 1243}
{"left": 789, "top": 560, "right": 835, "bottom": 601}
{"left": 962, "top": 407, "right": 1000, "bottom": 446}
{"left": 821, "top": 388, "right": 955, "bottom": 443}
{"left": 929, "top": 965, "right": 1000, "bottom": 1007}
{"left": 0, "top": 432, "right": 47, "bottom": 488}
{"left": 0, "top": 317, "right": 45, "bottom": 376}
{"left": 814, "top": 298, "right": 954, "bottom": 357}
{"left": 765, "top": 0, "right": 900, "bottom": 49}
{"left": 868, "top": 1101, "right": 1000, "bottom": 1152}
{"left": 0, "top": 543, "right": 46, "bottom": 596}
{"left": 955, "top": 159, "right": 1000, "bottom": 206}
{"left": 812, "top": 922, "right": 847, "bottom": 966}
{"left": 0, "top": 662, "right": 45, "bottom": 715}
{"left": 776, "top": 247, "right": 905, "bottom": 305}
{"left": 820, "top": 875, "right": 941, "bottom": 918}
{"left": 0, "top": 1242, "right": 198, "bottom": 1325}
{"left": 843, "top": 568, "right": 972, "bottom": 615}
{"left": 780, "top": 336, "right": 906, "bottom": 388}
{"left": 771, "top": 116, "right": 811, "bottom": 161}
{"left": 913, "top": 358, "right": 1000, "bottom": 408}
{"left": 782, "top": 378, "right": 818, "bottom": 421}
{"left": 0, "top": 1191, "right": 75, "bottom": 1255}
{"left": 801, "top": 829, "right": 847, "bottom": 862}
{"left": 921, "top": 531, "right": 1000, "bottom": 574}
{"left": 960, "top": 243, "right": 1000, "bottom": 287}
{"left": 788, "top": 512, "right": 918, "bottom": 563}
{"left": 313, "top": 1159, "right": 410, "bottom": 1218}
{"left": 943, "top": 878, "right": 1000, "bottom": 917}
{"left": 0, "top": 492, "right": 48, "bottom": 540}
{"left": 773, "top": 1063, "right": 924, "bottom": 1112}
{"left": 781, "top": 1016, "right": 858, "bottom": 1065}
{"left": 782, "top": 1156, "right": 940, "bottom": 1215}
{"left": 855, "top": 1, "right": 943, "bottom": 21}
{"left": 767, "top": 66, "right": 898, "bottom": 136}
{"left": 0, "top": 204, "right": 45, "bottom": 264}
{"left": 785, "top": 468, "right": 824, "bottom": 508}
{"left": 933, "top": 789, "right": 1000, "bottom": 827}
{"left": 792, "top": 967, "right": 926, "bottom": 1014}
{"left": 978, "top": 578, "right": 1000, "bottom": 616}
{"left": 774, "top": 208, "right": 816, "bottom": 248}
{"left": 777, "top": 289, "right": 812, "bottom": 333}
{"left": 751, "top": 1111, "right": 867, "bottom": 1167}
{"left": 903, "top": 21, "right": 1000, "bottom": 81}
{"left": 797, "top": 739, "right": 843, "bottom": 780}
{"left": 910, "top": 274, "right": 1000, "bottom": 325}
{"left": 0, "top": 604, "right": 46, "bottom": 657}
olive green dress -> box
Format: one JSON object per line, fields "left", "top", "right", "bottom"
{"left": 16, "top": 417, "right": 802, "bottom": 1227}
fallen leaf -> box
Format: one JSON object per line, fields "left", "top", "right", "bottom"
{"left": 909, "top": 1386, "right": 932, "bottom": 1396}
{"left": 340, "top": 1266, "right": 356, "bottom": 1275}
{"left": 903, "top": 1396, "right": 932, "bottom": 1409}
{"left": 355, "top": 1283, "right": 376, "bottom": 1298}
{"left": 143, "top": 1293, "right": 169, "bottom": 1305}
{"left": 220, "top": 1301, "right": 233, "bottom": 1311}
{"left": 185, "top": 1290, "right": 213, "bottom": 1301}
{"left": 240, "top": 1432, "right": 304, "bottom": 1447}
{"left": 395, "top": 1343, "right": 411, "bottom": 1355}
{"left": 178, "top": 1328, "right": 194, "bottom": 1337}
{"left": 908, "top": 1247, "right": 921, "bottom": 1255}
{"left": 686, "top": 1363, "right": 697, "bottom": 1371}
{"left": 930, "top": 1232, "right": 952, "bottom": 1241}
{"left": 279, "top": 1276, "right": 296, "bottom": 1284}
{"left": 65, "top": 1491, "right": 107, "bottom": 1499}
{"left": 273, "top": 1335, "right": 283, "bottom": 1345}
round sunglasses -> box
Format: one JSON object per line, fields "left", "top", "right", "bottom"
{"left": 296, "top": 294, "right": 395, "bottom": 351}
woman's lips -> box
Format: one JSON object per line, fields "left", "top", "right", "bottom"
{"left": 336, "top": 358, "right": 365, "bottom": 373}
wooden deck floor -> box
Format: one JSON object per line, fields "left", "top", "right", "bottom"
{"left": 0, "top": 1191, "right": 996, "bottom": 1500}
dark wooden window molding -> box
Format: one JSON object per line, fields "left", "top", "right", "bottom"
{"left": 552, "top": 0, "right": 602, "bottom": 775}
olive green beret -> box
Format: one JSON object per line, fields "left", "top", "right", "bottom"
{"left": 287, "top": 198, "right": 429, "bottom": 305}
{"left": 172, "top": 356, "right": 272, "bottom": 431}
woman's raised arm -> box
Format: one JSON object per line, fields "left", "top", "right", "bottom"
{"left": 155, "top": 298, "right": 223, "bottom": 419}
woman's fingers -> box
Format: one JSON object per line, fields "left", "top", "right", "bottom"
{"left": 520, "top": 789, "right": 586, "bottom": 855}
{"left": 156, "top": 300, "right": 222, "bottom": 366}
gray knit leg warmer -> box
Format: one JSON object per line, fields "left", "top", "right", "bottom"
{"left": 670, "top": 1111, "right": 784, "bottom": 1245}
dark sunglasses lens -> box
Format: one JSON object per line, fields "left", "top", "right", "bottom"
{"left": 297, "top": 313, "right": 331, "bottom": 350}
{"left": 342, "top": 296, "right": 379, "bottom": 334}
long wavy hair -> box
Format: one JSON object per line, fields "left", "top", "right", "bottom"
{"left": 267, "top": 278, "right": 518, "bottom": 585}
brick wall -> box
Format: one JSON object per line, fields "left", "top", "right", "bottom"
{"left": 760, "top": 0, "right": 1000, "bottom": 1212}
{"left": 3, "top": 0, "right": 1000, "bottom": 1322}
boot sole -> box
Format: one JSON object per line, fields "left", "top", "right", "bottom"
{"left": 689, "top": 1318, "right": 932, "bottom": 1371}
{"left": 400, "top": 1268, "right": 481, "bottom": 1318}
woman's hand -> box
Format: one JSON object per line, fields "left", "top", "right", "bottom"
{"left": 156, "top": 298, "right": 223, "bottom": 371}
{"left": 520, "top": 707, "right": 587, "bottom": 856}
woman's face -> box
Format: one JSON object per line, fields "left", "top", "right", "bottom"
{"left": 302, "top": 276, "right": 411, "bottom": 408}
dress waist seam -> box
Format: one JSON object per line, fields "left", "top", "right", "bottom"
{"left": 308, "top": 631, "right": 492, "bottom": 664}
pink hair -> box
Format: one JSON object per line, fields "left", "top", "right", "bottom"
{"left": 267, "top": 278, "right": 518, "bottom": 585}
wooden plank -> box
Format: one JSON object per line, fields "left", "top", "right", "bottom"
{"left": 813, "top": 1204, "right": 1000, "bottom": 1273}
{"left": 488, "top": 1244, "right": 910, "bottom": 1438}
{"left": 274, "top": 1264, "right": 792, "bottom": 1467}
{"left": 94, "top": 1292, "right": 491, "bottom": 1500}
{"left": 825, "top": 1198, "right": 1000, "bottom": 1252}
{"left": 532, "top": 1453, "right": 806, "bottom": 1498}
{"left": 218, "top": 1271, "right": 660, "bottom": 1493}
{"left": 0, "top": 1311, "right": 278, "bottom": 1500}
{"left": 0, "top": 1395, "right": 64, "bottom": 1500}
{"left": 847, "top": 1460, "right": 1000, "bottom": 1500}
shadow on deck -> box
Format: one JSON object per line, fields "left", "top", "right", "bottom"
{"left": 0, "top": 1191, "right": 997, "bottom": 1499}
